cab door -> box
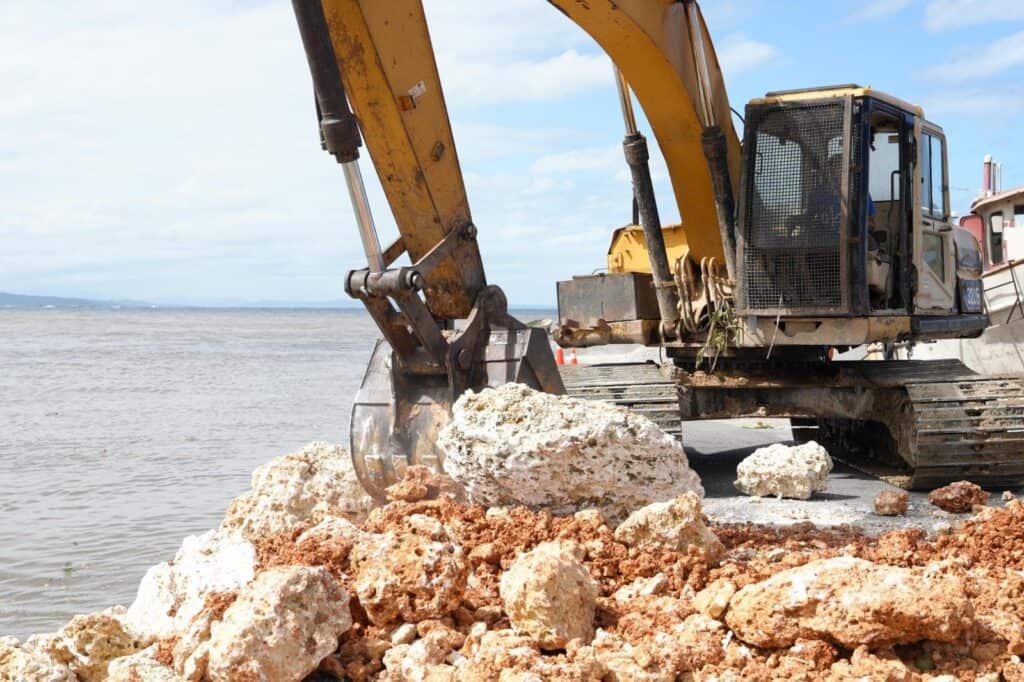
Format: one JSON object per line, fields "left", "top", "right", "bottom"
{"left": 913, "top": 124, "right": 956, "bottom": 313}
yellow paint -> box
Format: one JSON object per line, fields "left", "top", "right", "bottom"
{"left": 321, "top": 0, "right": 484, "bottom": 318}
{"left": 750, "top": 85, "right": 926, "bottom": 120}
{"left": 607, "top": 224, "right": 690, "bottom": 274}
{"left": 551, "top": 0, "right": 742, "bottom": 264}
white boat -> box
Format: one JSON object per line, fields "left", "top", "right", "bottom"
{"left": 907, "top": 155, "right": 1024, "bottom": 374}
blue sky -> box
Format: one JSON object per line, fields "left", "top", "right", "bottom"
{"left": 1, "top": 0, "right": 1022, "bottom": 306}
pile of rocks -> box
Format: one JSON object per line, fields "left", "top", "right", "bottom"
{"left": 3, "top": 387, "right": 1021, "bottom": 681}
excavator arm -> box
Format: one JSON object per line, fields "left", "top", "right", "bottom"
{"left": 318, "top": 0, "right": 484, "bottom": 320}
{"left": 291, "top": 0, "right": 741, "bottom": 496}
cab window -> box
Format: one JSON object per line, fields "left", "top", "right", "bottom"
{"left": 920, "top": 132, "right": 944, "bottom": 218}
{"left": 989, "top": 211, "right": 1005, "bottom": 264}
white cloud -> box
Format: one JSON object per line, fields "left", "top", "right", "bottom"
{"left": 0, "top": 0, "right": 763, "bottom": 305}
{"left": 437, "top": 50, "right": 611, "bottom": 107}
{"left": 922, "top": 90, "right": 1024, "bottom": 117}
{"left": 425, "top": 0, "right": 612, "bottom": 107}
{"left": 718, "top": 34, "right": 780, "bottom": 77}
{"left": 925, "top": 0, "right": 1024, "bottom": 32}
{"left": 924, "top": 30, "right": 1024, "bottom": 80}
{"left": 846, "top": 0, "right": 915, "bottom": 23}
{"left": 530, "top": 145, "right": 620, "bottom": 175}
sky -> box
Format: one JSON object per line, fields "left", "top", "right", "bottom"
{"left": 1, "top": 0, "right": 1022, "bottom": 306}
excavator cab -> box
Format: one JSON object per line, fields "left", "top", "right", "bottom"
{"left": 736, "top": 86, "right": 986, "bottom": 335}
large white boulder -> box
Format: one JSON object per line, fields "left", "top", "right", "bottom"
{"left": 734, "top": 441, "right": 833, "bottom": 500}
{"left": 125, "top": 528, "right": 256, "bottom": 641}
{"left": 220, "top": 441, "right": 376, "bottom": 540}
{"left": 438, "top": 383, "right": 703, "bottom": 523}
{"left": 200, "top": 566, "right": 351, "bottom": 682}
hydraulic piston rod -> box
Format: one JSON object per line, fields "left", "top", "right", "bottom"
{"left": 614, "top": 69, "right": 681, "bottom": 338}
{"left": 292, "top": 0, "right": 383, "bottom": 272}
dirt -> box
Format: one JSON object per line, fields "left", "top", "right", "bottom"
{"left": 262, "top": 481, "right": 1024, "bottom": 680}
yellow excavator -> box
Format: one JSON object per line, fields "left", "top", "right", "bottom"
{"left": 291, "top": 0, "right": 1024, "bottom": 497}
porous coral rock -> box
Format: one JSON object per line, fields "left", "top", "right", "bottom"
{"left": 0, "top": 636, "right": 76, "bottom": 682}
{"left": 379, "top": 628, "right": 465, "bottom": 682}
{"left": 825, "top": 645, "right": 916, "bottom": 681}
{"left": 611, "top": 574, "right": 668, "bottom": 604}
{"left": 438, "top": 383, "right": 703, "bottom": 523}
{"left": 499, "top": 541, "right": 598, "bottom": 650}
{"left": 106, "top": 646, "right": 182, "bottom": 682}
{"left": 734, "top": 441, "right": 833, "bottom": 500}
{"left": 459, "top": 629, "right": 605, "bottom": 681}
{"left": 295, "top": 515, "right": 367, "bottom": 545}
{"left": 591, "top": 631, "right": 672, "bottom": 681}
{"left": 44, "top": 607, "right": 140, "bottom": 681}
{"left": 928, "top": 480, "right": 990, "bottom": 513}
{"left": 200, "top": 566, "right": 351, "bottom": 682}
{"left": 613, "top": 492, "right": 724, "bottom": 563}
{"left": 220, "top": 441, "right": 375, "bottom": 540}
{"left": 692, "top": 578, "right": 736, "bottom": 620}
{"left": 351, "top": 514, "right": 468, "bottom": 626}
{"left": 725, "top": 557, "right": 973, "bottom": 648}
{"left": 125, "top": 528, "right": 255, "bottom": 641}
{"left": 874, "top": 489, "right": 910, "bottom": 516}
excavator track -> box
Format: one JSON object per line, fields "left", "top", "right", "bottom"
{"left": 815, "top": 367, "right": 1024, "bottom": 489}
{"left": 560, "top": 363, "right": 683, "bottom": 439}
{"left": 561, "top": 359, "right": 1024, "bottom": 489}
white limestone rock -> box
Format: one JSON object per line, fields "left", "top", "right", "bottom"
{"left": 734, "top": 441, "right": 833, "bottom": 500}
{"left": 0, "top": 636, "right": 76, "bottom": 682}
{"left": 613, "top": 492, "right": 724, "bottom": 563}
{"left": 43, "top": 607, "right": 141, "bottom": 682}
{"left": 499, "top": 541, "right": 598, "bottom": 650}
{"left": 220, "top": 441, "right": 375, "bottom": 540}
{"left": 125, "top": 528, "right": 256, "bottom": 641}
{"left": 438, "top": 383, "right": 703, "bottom": 523}
{"left": 350, "top": 514, "right": 469, "bottom": 626}
{"left": 107, "top": 646, "right": 182, "bottom": 682}
{"left": 200, "top": 566, "right": 351, "bottom": 682}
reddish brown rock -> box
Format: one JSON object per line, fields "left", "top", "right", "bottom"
{"left": 929, "top": 480, "right": 990, "bottom": 513}
{"left": 725, "top": 557, "right": 973, "bottom": 648}
{"left": 385, "top": 466, "right": 467, "bottom": 504}
{"left": 874, "top": 489, "right": 909, "bottom": 516}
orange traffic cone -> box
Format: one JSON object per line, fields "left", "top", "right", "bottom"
{"left": 555, "top": 347, "right": 565, "bottom": 366}
{"left": 570, "top": 349, "right": 579, "bottom": 365}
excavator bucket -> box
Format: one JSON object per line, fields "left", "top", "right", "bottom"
{"left": 350, "top": 326, "right": 564, "bottom": 500}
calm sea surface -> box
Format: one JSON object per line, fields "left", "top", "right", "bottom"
{"left": 0, "top": 307, "right": 549, "bottom": 638}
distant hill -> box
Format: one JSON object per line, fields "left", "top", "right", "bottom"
{"left": 0, "top": 292, "right": 149, "bottom": 309}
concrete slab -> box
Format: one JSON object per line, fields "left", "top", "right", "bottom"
{"left": 683, "top": 418, "right": 1022, "bottom": 535}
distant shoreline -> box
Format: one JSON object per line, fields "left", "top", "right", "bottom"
{"left": 0, "top": 292, "right": 555, "bottom": 312}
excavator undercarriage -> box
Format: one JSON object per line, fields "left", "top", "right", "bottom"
{"left": 562, "top": 359, "right": 1024, "bottom": 489}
